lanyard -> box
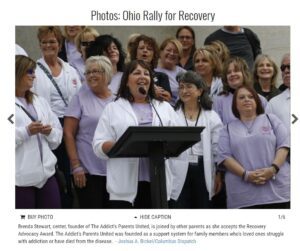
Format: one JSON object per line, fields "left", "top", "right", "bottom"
{"left": 15, "top": 103, "right": 36, "bottom": 122}
{"left": 184, "top": 108, "right": 201, "bottom": 160}
{"left": 184, "top": 108, "right": 201, "bottom": 127}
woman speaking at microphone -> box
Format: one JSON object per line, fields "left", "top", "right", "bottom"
{"left": 92, "top": 60, "right": 186, "bottom": 208}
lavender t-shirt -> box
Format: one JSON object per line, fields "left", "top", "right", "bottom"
{"left": 155, "top": 66, "right": 186, "bottom": 106}
{"left": 217, "top": 114, "right": 290, "bottom": 208}
{"left": 213, "top": 92, "right": 268, "bottom": 125}
{"left": 131, "top": 103, "right": 153, "bottom": 182}
{"left": 65, "top": 86, "right": 114, "bottom": 175}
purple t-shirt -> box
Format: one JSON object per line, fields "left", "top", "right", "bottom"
{"left": 131, "top": 103, "right": 153, "bottom": 182}
{"left": 65, "top": 86, "right": 114, "bottom": 175}
{"left": 108, "top": 72, "right": 123, "bottom": 96}
{"left": 213, "top": 93, "right": 268, "bottom": 125}
{"left": 217, "top": 114, "right": 290, "bottom": 208}
{"left": 155, "top": 66, "right": 186, "bottom": 106}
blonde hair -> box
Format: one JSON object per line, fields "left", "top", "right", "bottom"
{"left": 207, "top": 40, "right": 230, "bottom": 64}
{"left": 193, "top": 46, "right": 223, "bottom": 77}
{"left": 63, "top": 26, "right": 86, "bottom": 41}
{"left": 159, "top": 38, "right": 183, "bottom": 58}
{"left": 75, "top": 27, "right": 100, "bottom": 52}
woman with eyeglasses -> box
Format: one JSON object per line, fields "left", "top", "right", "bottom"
{"left": 92, "top": 60, "right": 186, "bottom": 209}
{"left": 129, "top": 34, "right": 172, "bottom": 102}
{"left": 173, "top": 71, "right": 223, "bottom": 208}
{"left": 155, "top": 38, "right": 186, "bottom": 106}
{"left": 253, "top": 54, "right": 281, "bottom": 101}
{"left": 74, "top": 27, "right": 100, "bottom": 83}
{"left": 64, "top": 56, "right": 114, "bottom": 208}
{"left": 86, "top": 34, "right": 125, "bottom": 96}
{"left": 33, "top": 26, "right": 82, "bottom": 208}
{"left": 15, "top": 55, "right": 62, "bottom": 209}
{"left": 176, "top": 26, "right": 196, "bottom": 71}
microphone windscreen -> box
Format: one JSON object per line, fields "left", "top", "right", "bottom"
{"left": 138, "top": 86, "right": 147, "bottom": 95}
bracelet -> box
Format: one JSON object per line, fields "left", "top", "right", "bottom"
{"left": 271, "top": 163, "right": 280, "bottom": 174}
{"left": 244, "top": 171, "right": 249, "bottom": 182}
{"left": 72, "top": 166, "right": 84, "bottom": 174}
{"left": 70, "top": 158, "right": 80, "bottom": 165}
{"left": 241, "top": 170, "right": 246, "bottom": 181}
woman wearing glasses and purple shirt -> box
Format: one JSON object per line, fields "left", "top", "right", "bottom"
{"left": 15, "top": 55, "right": 62, "bottom": 208}
{"left": 86, "top": 35, "right": 126, "bottom": 96}
{"left": 64, "top": 56, "right": 114, "bottom": 208}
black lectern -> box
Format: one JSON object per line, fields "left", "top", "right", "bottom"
{"left": 107, "top": 126, "right": 204, "bottom": 209}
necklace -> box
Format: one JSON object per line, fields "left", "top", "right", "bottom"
{"left": 184, "top": 108, "right": 201, "bottom": 126}
{"left": 241, "top": 117, "right": 257, "bottom": 134}
{"left": 186, "top": 112, "right": 195, "bottom": 120}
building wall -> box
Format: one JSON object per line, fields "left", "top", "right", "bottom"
{"left": 16, "top": 26, "right": 290, "bottom": 82}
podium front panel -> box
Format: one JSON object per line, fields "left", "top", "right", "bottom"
{"left": 107, "top": 126, "right": 204, "bottom": 158}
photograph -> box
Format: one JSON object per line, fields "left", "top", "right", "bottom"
{"left": 1, "top": 1, "right": 298, "bottom": 250}
{"left": 15, "top": 25, "right": 290, "bottom": 210}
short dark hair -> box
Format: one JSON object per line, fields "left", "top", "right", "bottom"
{"left": 175, "top": 71, "right": 212, "bottom": 111}
{"left": 232, "top": 85, "right": 264, "bottom": 119}
{"left": 129, "top": 35, "right": 159, "bottom": 69}
{"left": 116, "top": 60, "right": 157, "bottom": 102}
{"left": 86, "top": 34, "right": 125, "bottom": 72}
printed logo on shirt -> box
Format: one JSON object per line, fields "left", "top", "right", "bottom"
{"left": 261, "top": 125, "right": 272, "bottom": 135}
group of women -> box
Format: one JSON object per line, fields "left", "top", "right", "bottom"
{"left": 15, "top": 26, "right": 290, "bottom": 209}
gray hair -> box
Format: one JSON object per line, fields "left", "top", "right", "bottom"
{"left": 281, "top": 53, "right": 290, "bottom": 64}
{"left": 85, "top": 55, "right": 113, "bottom": 83}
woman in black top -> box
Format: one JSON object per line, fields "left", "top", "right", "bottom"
{"left": 129, "top": 34, "right": 172, "bottom": 102}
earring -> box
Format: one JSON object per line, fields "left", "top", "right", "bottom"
{"left": 197, "top": 96, "right": 201, "bottom": 103}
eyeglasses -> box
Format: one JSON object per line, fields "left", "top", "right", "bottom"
{"left": 178, "top": 84, "right": 197, "bottom": 91}
{"left": 81, "top": 41, "right": 94, "bottom": 47}
{"left": 27, "top": 69, "right": 35, "bottom": 75}
{"left": 280, "top": 64, "right": 290, "bottom": 71}
{"left": 84, "top": 69, "right": 105, "bottom": 76}
{"left": 178, "top": 36, "right": 193, "bottom": 40}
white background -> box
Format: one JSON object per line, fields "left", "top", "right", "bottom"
{"left": 0, "top": 1, "right": 298, "bottom": 250}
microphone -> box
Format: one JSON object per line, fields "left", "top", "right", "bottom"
{"left": 149, "top": 98, "right": 164, "bottom": 127}
{"left": 138, "top": 85, "right": 164, "bottom": 126}
{"left": 138, "top": 86, "right": 147, "bottom": 95}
